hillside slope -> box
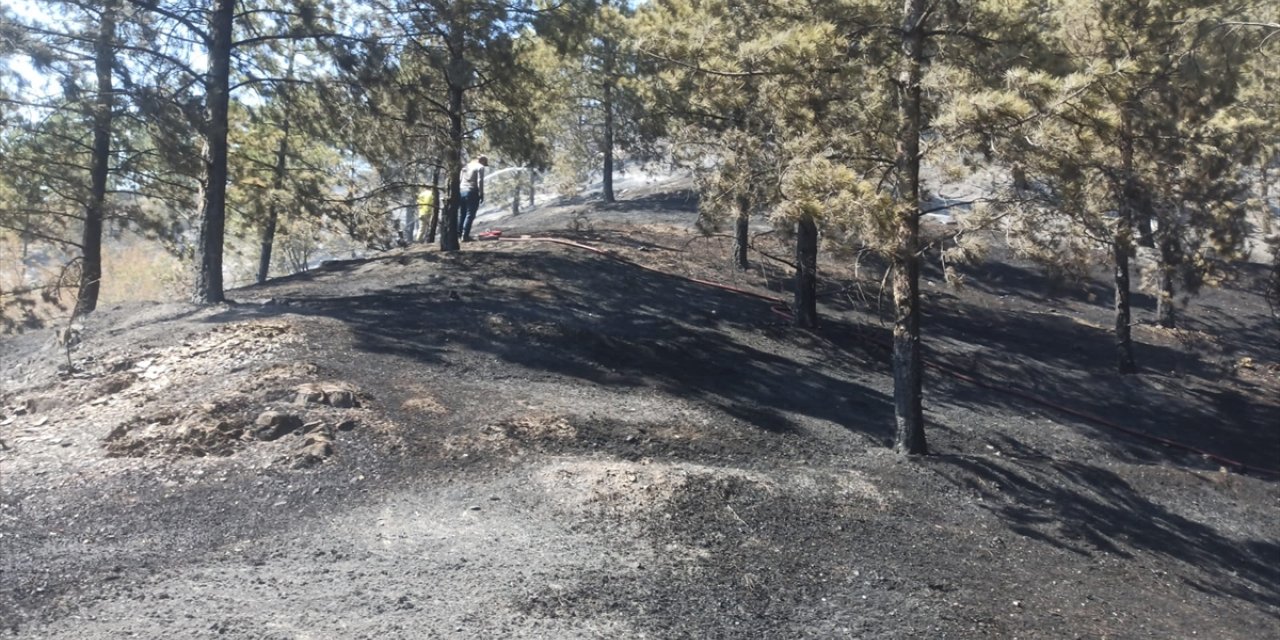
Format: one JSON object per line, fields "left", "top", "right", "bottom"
{"left": 2, "top": 185, "right": 1278, "bottom": 639}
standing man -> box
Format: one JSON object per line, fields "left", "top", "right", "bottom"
{"left": 458, "top": 154, "right": 488, "bottom": 242}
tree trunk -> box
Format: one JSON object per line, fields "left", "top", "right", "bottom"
{"left": 439, "top": 79, "right": 464, "bottom": 252}
{"left": 1155, "top": 221, "right": 1177, "bottom": 328}
{"left": 601, "top": 41, "right": 616, "bottom": 204}
{"left": 1132, "top": 182, "right": 1156, "bottom": 249}
{"left": 733, "top": 194, "right": 749, "bottom": 270}
{"left": 529, "top": 172, "right": 536, "bottom": 207}
{"left": 426, "top": 166, "right": 441, "bottom": 244}
{"left": 892, "top": 0, "right": 927, "bottom": 455}
{"left": 512, "top": 183, "right": 521, "bottom": 216}
{"left": 74, "top": 0, "right": 116, "bottom": 318}
{"left": 793, "top": 213, "right": 818, "bottom": 328}
{"left": 257, "top": 118, "right": 290, "bottom": 284}
{"left": 1113, "top": 229, "right": 1137, "bottom": 372}
{"left": 1114, "top": 112, "right": 1138, "bottom": 373}
{"left": 191, "top": 0, "right": 234, "bottom": 304}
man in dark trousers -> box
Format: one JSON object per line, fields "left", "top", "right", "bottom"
{"left": 458, "top": 155, "right": 488, "bottom": 242}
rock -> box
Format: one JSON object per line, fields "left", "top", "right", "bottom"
{"left": 292, "top": 428, "right": 335, "bottom": 468}
{"left": 295, "top": 389, "right": 326, "bottom": 405}
{"left": 326, "top": 390, "right": 357, "bottom": 409}
{"left": 337, "top": 419, "right": 358, "bottom": 432}
{"left": 254, "top": 412, "right": 304, "bottom": 441}
{"left": 292, "top": 441, "right": 332, "bottom": 468}
{"left": 294, "top": 383, "right": 361, "bottom": 408}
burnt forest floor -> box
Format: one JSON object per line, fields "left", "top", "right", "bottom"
{"left": 2, "top": 177, "right": 1278, "bottom": 639}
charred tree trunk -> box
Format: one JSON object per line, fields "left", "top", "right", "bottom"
{"left": 439, "top": 55, "right": 465, "bottom": 252}
{"left": 891, "top": 0, "right": 927, "bottom": 455}
{"left": 1133, "top": 183, "right": 1156, "bottom": 249}
{"left": 512, "top": 181, "right": 521, "bottom": 216}
{"left": 426, "top": 166, "right": 441, "bottom": 244}
{"left": 74, "top": 0, "right": 116, "bottom": 318}
{"left": 1135, "top": 207, "right": 1156, "bottom": 249}
{"left": 1113, "top": 229, "right": 1138, "bottom": 372}
{"left": 257, "top": 117, "right": 290, "bottom": 284}
{"left": 794, "top": 213, "right": 818, "bottom": 328}
{"left": 529, "top": 172, "right": 536, "bottom": 207}
{"left": 1155, "top": 221, "right": 1178, "bottom": 328}
{"left": 734, "top": 194, "right": 750, "bottom": 270}
{"left": 191, "top": 0, "right": 235, "bottom": 304}
{"left": 601, "top": 41, "right": 616, "bottom": 204}
{"left": 1114, "top": 114, "right": 1139, "bottom": 373}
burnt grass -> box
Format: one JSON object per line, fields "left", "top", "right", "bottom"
{"left": 1, "top": 189, "right": 1278, "bottom": 638}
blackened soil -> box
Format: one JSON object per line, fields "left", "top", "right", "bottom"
{"left": 1, "top": 187, "right": 1277, "bottom": 639}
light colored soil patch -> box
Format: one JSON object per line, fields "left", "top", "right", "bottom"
{"left": 534, "top": 459, "right": 886, "bottom": 515}
{"left": 446, "top": 413, "right": 578, "bottom": 454}
{"left": 401, "top": 395, "right": 448, "bottom": 414}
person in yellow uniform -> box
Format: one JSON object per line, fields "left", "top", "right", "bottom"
{"left": 415, "top": 186, "right": 435, "bottom": 243}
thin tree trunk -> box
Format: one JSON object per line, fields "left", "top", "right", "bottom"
{"left": 1114, "top": 113, "right": 1138, "bottom": 373}
{"left": 426, "top": 166, "right": 441, "bottom": 243}
{"left": 257, "top": 105, "right": 290, "bottom": 284}
{"left": 529, "top": 172, "right": 536, "bottom": 207}
{"left": 258, "top": 201, "right": 280, "bottom": 283}
{"left": 512, "top": 183, "right": 521, "bottom": 216}
{"left": 74, "top": 0, "right": 116, "bottom": 318}
{"left": 439, "top": 76, "right": 464, "bottom": 252}
{"left": 192, "top": 0, "right": 234, "bottom": 304}
{"left": 892, "top": 0, "right": 927, "bottom": 455}
{"left": 733, "top": 194, "right": 750, "bottom": 270}
{"left": 1133, "top": 183, "right": 1155, "bottom": 249}
{"left": 1113, "top": 229, "right": 1137, "bottom": 372}
{"left": 601, "top": 40, "right": 616, "bottom": 204}
{"left": 794, "top": 213, "right": 818, "bottom": 328}
{"left": 1155, "top": 223, "right": 1177, "bottom": 328}
{"left": 1263, "top": 158, "right": 1271, "bottom": 233}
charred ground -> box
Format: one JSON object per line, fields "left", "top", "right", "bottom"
{"left": 2, "top": 183, "right": 1278, "bottom": 639}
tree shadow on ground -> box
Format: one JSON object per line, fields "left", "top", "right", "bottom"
{"left": 222, "top": 246, "right": 894, "bottom": 444}
{"left": 921, "top": 298, "right": 1280, "bottom": 473}
{"left": 805, "top": 274, "right": 1280, "bottom": 473}
{"left": 937, "top": 258, "right": 1130, "bottom": 308}
{"left": 597, "top": 190, "right": 699, "bottom": 214}
{"left": 929, "top": 454, "right": 1280, "bottom": 610}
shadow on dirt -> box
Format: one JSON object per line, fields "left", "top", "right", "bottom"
{"left": 597, "top": 189, "right": 700, "bottom": 214}
{"left": 223, "top": 247, "right": 896, "bottom": 446}
{"left": 930, "top": 454, "right": 1280, "bottom": 610}
{"left": 227, "top": 239, "right": 1280, "bottom": 473}
{"left": 919, "top": 297, "right": 1280, "bottom": 472}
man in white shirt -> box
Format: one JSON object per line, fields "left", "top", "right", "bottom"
{"left": 458, "top": 155, "right": 487, "bottom": 242}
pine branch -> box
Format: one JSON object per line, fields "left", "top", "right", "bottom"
{"left": 125, "top": 0, "right": 210, "bottom": 43}
{"left": 0, "top": 221, "right": 81, "bottom": 248}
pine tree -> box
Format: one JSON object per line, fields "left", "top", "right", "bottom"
{"left": 946, "top": 0, "right": 1266, "bottom": 372}
{"left": 326, "top": 0, "right": 578, "bottom": 252}
{"left": 531, "top": 0, "right": 660, "bottom": 204}
{"left": 0, "top": 0, "right": 133, "bottom": 322}
{"left": 634, "top": 0, "right": 824, "bottom": 303}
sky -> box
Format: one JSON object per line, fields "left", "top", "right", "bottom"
{"left": 4, "top": 1, "right": 54, "bottom": 98}
{"left": 3, "top": 0, "right": 212, "bottom": 107}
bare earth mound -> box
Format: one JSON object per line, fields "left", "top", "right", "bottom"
{"left": 2, "top": 185, "right": 1278, "bottom": 639}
